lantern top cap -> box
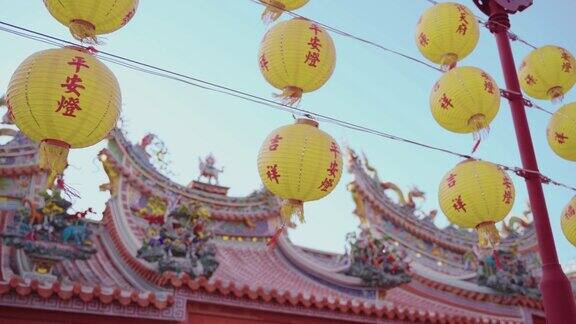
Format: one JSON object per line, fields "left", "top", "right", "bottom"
{"left": 63, "top": 45, "right": 95, "bottom": 55}
{"left": 295, "top": 118, "right": 319, "bottom": 128}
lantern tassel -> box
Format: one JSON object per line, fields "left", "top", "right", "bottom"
{"left": 274, "top": 86, "right": 303, "bottom": 106}
{"left": 475, "top": 221, "right": 500, "bottom": 248}
{"left": 69, "top": 19, "right": 99, "bottom": 44}
{"left": 469, "top": 113, "right": 490, "bottom": 153}
{"left": 261, "top": 0, "right": 285, "bottom": 24}
{"left": 440, "top": 53, "right": 458, "bottom": 72}
{"left": 280, "top": 199, "right": 304, "bottom": 227}
{"left": 548, "top": 86, "right": 564, "bottom": 104}
{"left": 39, "top": 140, "right": 70, "bottom": 189}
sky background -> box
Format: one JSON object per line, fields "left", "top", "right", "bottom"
{"left": 0, "top": 1, "right": 575, "bottom": 265}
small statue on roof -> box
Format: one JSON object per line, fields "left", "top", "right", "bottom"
{"left": 342, "top": 227, "right": 411, "bottom": 289}
{"left": 137, "top": 200, "right": 219, "bottom": 279}
{"left": 197, "top": 153, "right": 224, "bottom": 185}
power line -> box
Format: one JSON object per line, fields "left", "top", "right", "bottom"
{"left": 250, "top": 0, "right": 549, "bottom": 114}
{"left": 0, "top": 20, "right": 574, "bottom": 194}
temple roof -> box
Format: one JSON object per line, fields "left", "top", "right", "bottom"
{"left": 0, "top": 128, "right": 550, "bottom": 322}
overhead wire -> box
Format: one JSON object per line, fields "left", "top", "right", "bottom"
{"left": 0, "top": 20, "right": 574, "bottom": 193}
{"left": 251, "top": 0, "right": 551, "bottom": 115}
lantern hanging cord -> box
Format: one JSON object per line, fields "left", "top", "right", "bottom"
{"left": 0, "top": 21, "right": 574, "bottom": 195}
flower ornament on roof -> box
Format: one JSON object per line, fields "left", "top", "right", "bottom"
{"left": 342, "top": 228, "right": 411, "bottom": 289}
{"left": 137, "top": 201, "right": 218, "bottom": 278}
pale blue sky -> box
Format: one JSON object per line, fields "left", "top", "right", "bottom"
{"left": 0, "top": 1, "right": 574, "bottom": 264}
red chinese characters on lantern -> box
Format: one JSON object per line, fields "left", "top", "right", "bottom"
{"left": 266, "top": 164, "right": 281, "bottom": 184}
{"left": 561, "top": 50, "right": 573, "bottom": 73}
{"left": 61, "top": 74, "right": 85, "bottom": 97}
{"left": 481, "top": 72, "right": 495, "bottom": 94}
{"left": 268, "top": 134, "right": 283, "bottom": 151}
{"left": 121, "top": 8, "right": 136, "bottom": 26}
{"left": 440, "top": 93, "right": 454, "bottom": 109}
{"left": 502, "top": 176, "right": 513, "bottom": 204}
{"left": 525, "top": 74, "right": 537, "bottom": 85}
{"left": 305, "top": 23, "right": 323, "bottom": 68}
{"left": 307, "top": 36, "right": 322, "bottom": 51}
{"left": 418, "top": 33, "right": 429, "bottom": 47}
{"left": 55, "top": 96, "right": 82, "bottom": 117}
{"left": 455, "top": 5, "right": 469, "bottom": 36}
{"left": 446, "top": 173, "right": 457, "bottom": 188}
{"left": 319, "top": 141, "right": 340, "bottom": 192}
{"left": 304, "top": 51, "right": 321, "bottom": 68}
{"left": 327, "top": 160, "right": 339, "bottom": 177}
{"left": 452, "top": 195, "right": 467, "bottom": 213}
{"left": 318, "top": 177, "right": 334, "bottom": 192}
{"left": 68, "top": 56, "right": 89, "bottom": 73}
{"left": 565, "top": 205, "right": 576, "bottom": 220}
{"left": 55, "top": 56, "right": 90, "bottom": 118}
{"left": 259, "top": 54, "right": 269, "bottom": 71}
{"left": 555, "top": 132, "right": 569, "bottom": 144}
{"left": 329, "top": 141, "right": 340, "bottom": 159}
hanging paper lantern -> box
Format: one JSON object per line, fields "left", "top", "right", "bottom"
{"left": 430, "top": 66, "right": 500, "bottom": 141}
{"left": 44, "top": 0, "right": 139, "bottom": 43}
{"left": 547, "top": 102, "right": 576, "bottom": 161}
{"left": 438, "top": 160, "right": 515, "bottom": 248}
{"left": 561, "top": 196, "right": 576, "bottom": 246}
{"left": 415, "top": 2, "right": 479, "bottom": 71}
{"left": 6, "top": 47, "right": 121, "bottom": 187}
{"left": 258, "top": 18, "right": 336, "bottom": 105}
{"left": 257, "top": 118, "right": 342, "bottom": 226}
{"left": 260, "top": 0, "right": 309, "bottom": 23}
{"left": 518, "top": 46, "right": 576, "bottom": 102}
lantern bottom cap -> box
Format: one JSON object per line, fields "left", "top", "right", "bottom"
{"left": 440, "top": 53, "right": 458, "bottom": 71}
{"left": 69, "top": 19, "right": 98, "bottom": 44}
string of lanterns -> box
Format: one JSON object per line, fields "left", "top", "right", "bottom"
{"left": 5, "top": 0, "right": 139, "bottom": 189}
{"left": 2, "top": 1, "right": 576, "bottom": 249}
{"left": 415, "top": 2, "right": 576, "bottom": 248}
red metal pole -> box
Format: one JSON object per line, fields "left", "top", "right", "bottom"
{"left": 486, "top": 1, "right": 576, "bottom": 322}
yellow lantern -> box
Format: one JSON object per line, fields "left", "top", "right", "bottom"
{"left": 260, "top": 0, "right": 309, "bottom": 23}
{"left": 415, "top": 2, "right": 479, "bottom": 71}
{"left": 6, "top": 47, "right": 121, "bottom": 187}
{"left": 44, "top": 0, "right": 139, "bottom": 43}
{"left": 547, "top": 102, "right": 576, "bottom": 161}
{"left": 258, "top": 18, "right": 336, "bottom": 105}
{"left": 438, "top": 160, "right": 515, "bottom": 248}
{"left": 430, "top": 66, "right": 500, "bottom": 139}
{"left": 257, "top": 118, "right": 342, "bottom": 226}
{"left": 561, "top": 196, "right": 576, "bottom": 246}
{"left": 518, "top": 46, "right": 576, "bottom": 102}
